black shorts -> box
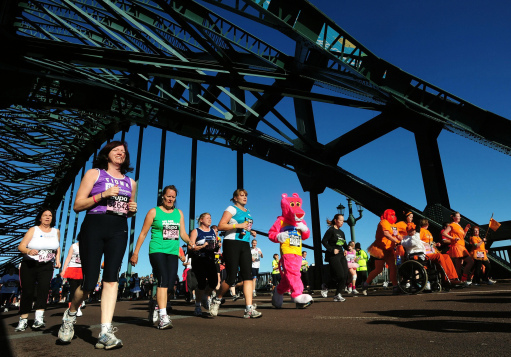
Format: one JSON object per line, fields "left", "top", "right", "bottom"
{"left": 222, "top": 240, "right": 252, "bottom": 286}
{"left": 251, "top": 267, "right": 259, "bottom": 279}
{"left": 271, "top": 273, "right": 281, "bottom": 286}
{"left": 192, "top": 256, "right": 218, "bottom": 290}
{"left": 80, "top": 214, "right": 128, "bottom": 292}
{"left": 149, "top": 253, "right": 179, "bottom": 288}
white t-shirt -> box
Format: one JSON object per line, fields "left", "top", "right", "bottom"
{"left": 68, "top": 243, "right": 81, "bottom": 268}
{"left": 251, "top": 247, "right": 262, "bottom": 268}
{"left": 25, "top": 226, "right": 60, "bottom": 262}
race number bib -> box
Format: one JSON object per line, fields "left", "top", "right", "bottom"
{"left": 476, "top": 251, "right": 485, "bottom": 259}
{"left": 205, "top": 237, "right": 215, "bottom": 250}
{"left": 289, "top": 231, "right": 301, "bottom": 247}
{"left": 163, "top": 224, "right": 179, "bottom": 240}
{"left": 106, "top": 195, "right": 129, "bottom": 216}
{"left": 72, "top": 254, "right": 81, "bottom": 264}
{"left": 38, "top": 249, "right": 56, "bottom": 263}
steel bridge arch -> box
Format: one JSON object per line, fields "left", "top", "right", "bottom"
{"left": 1, "top": 0, "right": 510, "bottom": 273}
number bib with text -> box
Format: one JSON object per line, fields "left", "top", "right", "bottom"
{"left": 106, "top": 195, "right": 129, "bottom": 216}
{"left": 163, "top": 224, "right": 179, "bottom": 240}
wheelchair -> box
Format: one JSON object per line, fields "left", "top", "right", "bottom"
{"left": 397, "top": 253, "right": 450, "bottom": 294}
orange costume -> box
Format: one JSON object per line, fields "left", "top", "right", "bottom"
{"left": 395, "top": 221, "right": 407, "bottom": 257}
{"left": 446, "top": 222, "right": 469, "bottom": 258}
{"left": 420, "top": 228, "right": 458, "bottom": 281}
{"left": 470, "top": 236, "right": 488, "bottom": 261}
{"left": 367, "top": 210, "right": 398, "bottom": 286}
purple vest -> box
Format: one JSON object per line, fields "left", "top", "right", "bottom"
{"left": 88, "top": 169, "right": 132, "bottom": 216}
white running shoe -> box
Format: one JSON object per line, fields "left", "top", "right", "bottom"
{"left": 32, "top": 317, "right": 45, "bottom": 329}
{"left": 95, "top": 327, "right": 123, "bottom": 349}
{"left": 321, "top": 283, "right": 328, "bottom": 298}
{"left": 209, "top": 297, "right": 221, "bottom": 316}
{"left": 352, "top": 289, "right": 359, "bottom": 294}
{"left": 81, "top": 301, "right": 86, "bottom": 308}
{"left": 243, "top": 306, "right": 262, "bottom": 319}
{"left": 58, "top": 309, "right": 76, "bottom": 343}
{"left": 76, "top": 307, "right": 83, "bottom": 317}
{"left": 158, "top": 315, "right": 173, "bottom": 330}
{"left": 333, "top": 293, "right": 346, "bottom": 302}
{"left": 425, "top": 281, "right": 431, "bottom": 291}
{"left": 347, "top": 286, "right": 353, "bottom": 293}
{"left": 15, "top": 318, "right": 28, "bottom": 332}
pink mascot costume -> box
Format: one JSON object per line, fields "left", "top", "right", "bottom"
{"left": 268, "top": 193, "right": 313, "bottom": 309}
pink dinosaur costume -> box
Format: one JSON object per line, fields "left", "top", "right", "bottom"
{"left": 268, "top": 193, "right": 313, "bottom": 308}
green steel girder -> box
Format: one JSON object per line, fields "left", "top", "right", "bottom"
{"left": 0, "top": 0, "right": 510, "bottom": 275}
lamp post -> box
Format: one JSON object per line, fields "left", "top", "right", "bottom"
{"left": 338, "top": 199, "right": 363, "bottom": 242}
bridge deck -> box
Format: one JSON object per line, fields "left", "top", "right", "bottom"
{"left": 2, "top": 281, "right": 510, "bottom": 356}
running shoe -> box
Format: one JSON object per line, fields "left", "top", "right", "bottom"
{"left": 361, "top": 281, "right": 369, "bottom": 295}
{"left": 76, "top": 307, "right": 83, "bottom": 317}
{"left": 14, "top": 318, "right": 28, "bottom": 332}
{"left": 194, "top": 306, "right": 202, "bottom": 317}
{"left": 253, "top": 291, "right": 257, "bottom": 297}
{"left": 32, "top": 317, "right": 45, "bottom": 329}
{"left": 209, "top": 297, "right": 221, "bottom": 316}
{"left": 81, "top": 301, "right": 86, "bottom": 308}
{"left": 3, "top": 307, "right": 9, "bottom": 312}
{"left": 148, "top": 300, "right": 157, "bottom": 325}
{"left": 95, "top": 327, "right": 123, "bottom": 350}
{"left": 485, "top": 280, "right": 495, "bottom": 285}
{"left": 488, "top": 278, "right": 497, "bottom": 284}
{"left": 347, "top": 286, "right": 353, "bottom": 294}
{"left": 333, "top": 294, "right": 346, "bottom": 302}
{"left": 58, "top": 309, "right": 76, "bottom": 343}
{"left": 232, "top": 293, "right": 241, "bottom": 302}
{"left": 352, "top": 289, "right": 359, "bottom": 294}
{"left": 425, "top": 282, "right": 431, "bottom": 291}
{"left": 320, "top": 283, "right": 328, "bottom": 298}
{"left": 243, "top": 306, "right": 262, "bottom": 319}
{"left": 158, "top": 315, "right": 173, "bottom": 330}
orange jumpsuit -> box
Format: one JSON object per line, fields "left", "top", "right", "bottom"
{"left": 446, "top": 222, "right": 469, "bottom": 258}
{"left": 420, "top": 228, "right": 458, "bottom": 281}
{"left": 395, "top": 221, "right": 407, "bottom": 257}
{"left": 367, "top": 220, "right": 397, "bottom": 285}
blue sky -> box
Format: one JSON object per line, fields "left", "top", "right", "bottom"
{"left": 55, "top": 0, "right": 511, "bottom": 279}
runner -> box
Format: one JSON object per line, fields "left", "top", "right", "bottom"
{"left": 300, "top": 251, "right": 310, "bottom": 294}
{"left": 61, "top": 241, "right": 85, "bottom": 316}
{"left": 321, "top": 214, "right": 349, "bottom": 302}
{"left": 271, "top": 254, "right": 281, "bottom": 294}
{"left": 1, "top": 266, "right": 19, "bottom": 312}
{"left": 442, "top": 212, "right": 474, "bottom": 283}
{"left": 188, "top": 213, "right": 218, "bottom": 316}
{"left": 58, "top": 141, "right": 137, "bottom": 349}
{"left": 15, "top": 209, "right": 61, "bottom": 331}
{"left": 250, "top": 239, "right": 263, "bottom": 297}
{"left": 130, "top": 185, "right": 190, "bottom": 329}
{"left": 209, "top": 189, "right": 262, "bottom": 318}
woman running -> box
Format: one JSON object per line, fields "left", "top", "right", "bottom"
{"left": 58, "top": 141, "right": 137, "bottom": 349}
{"left": 209, "top": 189, "right": 262, "bottom": 318}
{"left": 321, "top": 214, "right": 349, "bottom": 302}
{"left": 130, "top": 185, "right": 190, "bottom": 329}
{"left": 442, "top": 211, "right": 474, "bottom": 284}
{"left": 188, "top": 213, "right": 219, "bottom": 316}
{"left": 362, "top": 209, "right": 402, "bottom": 295}
{"left": 61, "top": 239, "right": 84, "bottom": 316}
{"left": 15, "top": 209, "right": 61, "bottom": 331}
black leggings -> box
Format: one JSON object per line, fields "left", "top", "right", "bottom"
{"left": 80, "top": 214, "right": 128, "bottom": 292}
{"left": 329, "top": 254, "right": 348, "bottom": 295}
{"left": 473, "top": 260, "right": 491, "bottom": 283}
{"left": 222, "top": 240, "right": 252, "bottom": 286}
{"left": 149, "top": 253, "right": 178, "bottom": 288}
{"left": 19, "top": 260, "right": 53, "bottom": 315}
{"left": 192, "top": 256, "right": 218, "bottom": 290}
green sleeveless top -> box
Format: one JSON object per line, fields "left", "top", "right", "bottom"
{"left": 149, "top": 207, "right": 181, "bottom": 255}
